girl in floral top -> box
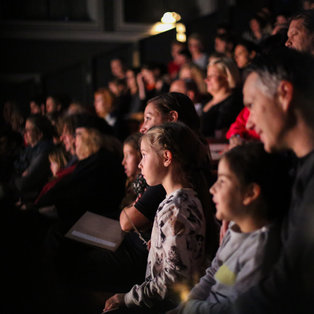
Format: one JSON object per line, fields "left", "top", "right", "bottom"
{"left": 104, "top": 122, "right": 218, "bottom": 313}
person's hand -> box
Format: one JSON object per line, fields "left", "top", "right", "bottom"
{"left": 147, "top": 239, "right": 151, "bottom": 251}
{"left": 229, "top": 135, "right": 244, "bottom": 149}
{"left": 136, "top": 72, "right": 145, "bottom": 87}
{"left": 103, "top": 293, "right": 125, "bottom": 312}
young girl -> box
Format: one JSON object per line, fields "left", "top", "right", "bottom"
{"left": 120, "top": 132, "right": 148, "bottom": 214}
{"left": 170, "top": 142, "right": 292, "bottom": 314}
{"left": 34, "top": 144, "right": 74, "bottom": 205}
{"left": 104, "top": 122, "right": 218, "bottom": 313}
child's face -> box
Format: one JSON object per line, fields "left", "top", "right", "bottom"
{"left": 140, "top": 102, "right": 165, "bottom": 134}
{"left": 50, "top": 160, "right": 59, "bottom": 176}
{"left": 139, "top": 138, "right": 167, "bottom": 186}
{"left": 122, "top": 143, "right": 140, "bottom": 178}
{"left": 209, "top": 158, "right": 245, "bottom": 221}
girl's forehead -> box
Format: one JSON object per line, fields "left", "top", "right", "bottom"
{"left": 145, "top": 101, "right": 159, "bottom": 113}
{"left": 124, "top": 143, "right": 136, "bottom": 151}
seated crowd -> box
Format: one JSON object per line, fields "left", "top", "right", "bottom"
{"left": 1, "top": 6, "right": 314, "bottom": 314}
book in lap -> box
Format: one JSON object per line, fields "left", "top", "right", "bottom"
{"left": 65, "top": 211, "right": 125, "bottom": 251}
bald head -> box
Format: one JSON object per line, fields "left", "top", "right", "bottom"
{"left": 170, "top": 79, "right": 188, "bottom": 94}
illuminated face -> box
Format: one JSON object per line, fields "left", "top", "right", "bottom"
{"left": 75, "top": 127, "right": 90, "bottom": 160}
{"left": 215, "top": 37, "right": 227, "bottom": 54}
{"left": 110, "top": 59, "right": 124, "bottom": 78}
{"left": 210, "top": 157, "right": 245, "bottom": 221}
{"left": 234, "top": 45, "right": 251, "bottom": 69}
{"left": 188, "top": 38, "right": 202, "bottom": 54}
{"left": 122, "top": 143, "right": 140, "bottom": 178}
{"left": 30, "top": 101, "right": 41, "bottom": 114}
{"left": 286, "top": 19, "right": 314, "bottom": 53}
{"left": 46, "top": 97, "right": 58, "bottom": 113}
{"left": 138, "top": 137, "right": 166, "bottom": 186}
{"left": 94, "top": 94, "right": 111, "bottom": 118}
{"left": 140, "top": 102, "right": 165, "bottom": 134}
{"left": 61, "top": 125, "right": 75, "bottom": 154}
{"left": 205, "top": 64, "right": 228, "bottom": 95}
{"left": 24, "top": 120, "right": 39, "bottom": 147}
{"left": 50, "top": 160, "right": 60, "bottom": 177}
{"left": 244, "top": 72, "right": 287, "bottom": 153}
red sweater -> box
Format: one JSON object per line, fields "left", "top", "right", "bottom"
{"left": 226, "top": 107, "right": 260, "bottom": 140}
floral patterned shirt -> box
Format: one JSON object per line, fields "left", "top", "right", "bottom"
{"left": 124, "top": 188, "right": 206, "bottom": 309}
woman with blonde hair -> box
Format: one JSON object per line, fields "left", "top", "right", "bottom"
{"left": 179, "top": 63, "right": 208, "bottom": 96}
{"left": 201, "top": 57, "right": 243, "bottom": 138}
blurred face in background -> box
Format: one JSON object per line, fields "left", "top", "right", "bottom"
{"left": 234, "top": 45, "right": 252, "bottom": 69}
{"left": 286, "top": 19, "right": 314, "bottom": 53}
{"left": 110, "top": 59, "right": 125, "bottom": 79}
{"left": 61, "top": 125, "right": 75, "bottom": 155}
{"left": 94, "top": 92, "right": 112, "bottom": 118}
{"left": 24, "top": 120, "right": 41, "bottom": 147}
{"left": 205, "top": 64, "right": 228, "bottom": 95}
{"left": 46, "top": 97, "right": 59, "bottom": 114}
{"left": 188, "top": 37, "right": 202, "bottom": 54}
{"left": 122, "top": 143, "right": 140, "bottom": 178}
{"left": 30, "top": 101, "right": 41, "bottom": 115}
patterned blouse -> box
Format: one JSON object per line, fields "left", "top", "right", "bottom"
{"left": 124, "top": 188, "right": 206, "bottom": 309}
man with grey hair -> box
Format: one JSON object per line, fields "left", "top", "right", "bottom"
{"left": 229, "top": 48, "right": 314, "bottom": 314}
{"left": 172, "top": 47, "right": 314, "bottom": 314}
{"left": 285, "top": 9, "right": 314, "bottom": 54}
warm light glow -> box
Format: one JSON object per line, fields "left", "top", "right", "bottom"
{"left": 161, "top": 12, "right": 181, "bottom": 24}
{"left": 172, "top": 282, "right": 190, "bottom": 302}
{"left": 150, "top": 22, "right": 175, "bottom": 35}
{"left": 176, "top": 23, "right": 186, "bottom": 33}
{"left": 150, "top": 11, "right": 184, "bottom": 37}
{"left": 176, "top": 32, "right": 186, "bottom": 42}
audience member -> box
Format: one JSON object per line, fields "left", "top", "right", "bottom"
{"left": 12, "top": 114, "right": 54, "bottom": 205}
{"left": 178, "top": 63, "right": 207, "bottom": 96}
{"left": 2, "top": 100, "right": 25, "bottom": 135}
{"left": 168, "top": 40, "right": 187, "bottom": 80}
{"left": 201, "top": 46, "right": 314, "bottom": 314}
{"left": 170, "top": 142, "right": 292, "bottom": 314}
{"left": 201, "top": 57, "right": 243, "bottom": 138}
{"left": 34, "top": 143, "right": 73, "bottom": 207}
{"left": 233, "top": 39, "right": 258, "bottom": 77}
{"left": 285, "top": 9, "right": 314, "bottom": 54}
{"left": 225, "top": 107, "right": 260, "bottom": 149}
{"left": 214, "top": 33, "right": 235, "bottom": 58}
{"left": 242, "top": 13, "right": 271, "bottom": 44}
{"left": 170, "top": 79, "right": 204, "bottom": 116}
{"left": 110, "top": 57, "right": 127, "bottom": 80}
{"left": 45, "top": 95, "right": 63, "bottom": 115}
{"left": 120, "top": 93, "right": 218, "bottom": 264}
{"left": 104, "top": 122, "right": 216, "bottom": 313}
{"left": 187, "top": 33, "right": 209, "bottom": 71}
{"left": 35, "top": 114, "right": 125, "bottom": 228}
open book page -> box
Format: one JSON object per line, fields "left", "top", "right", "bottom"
{"left": 65, "top": 211, "right": 125, "bottom": 251}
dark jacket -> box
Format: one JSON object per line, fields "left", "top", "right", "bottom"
{"left": 36, "top": 147, "right": 126, "bottom": 230}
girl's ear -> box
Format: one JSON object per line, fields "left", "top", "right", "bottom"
{"left": 168, "top": 110, "right": 179, "bottom": 122}
{"left": 242, "top": 183, "right": 261, "bottom": 206}
{"left": 163, "top": 150, "right": 172, "bottom": 167}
